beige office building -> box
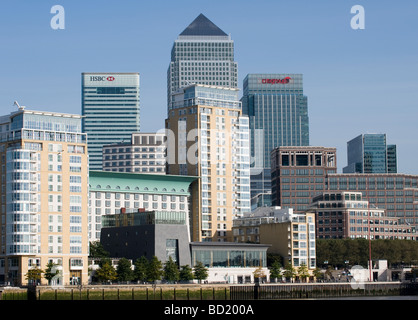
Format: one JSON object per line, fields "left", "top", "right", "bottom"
{"left": 233, "top": 206, "right": 316, "bottom": 272}
{"left": 0, "top": 107, "right": 89, "bottom": 286}
{"left": 166, "top": 84, "right": 251, "bottom": 242}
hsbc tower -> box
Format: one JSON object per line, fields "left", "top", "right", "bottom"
{"left": 82, "top": 73, "right": 140, "bottom": 170}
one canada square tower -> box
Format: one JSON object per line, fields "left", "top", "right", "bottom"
{"left": 167, "top": 13, "right": 238, "bottom": 112}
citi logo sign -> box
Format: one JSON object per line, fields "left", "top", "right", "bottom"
{"left": 262, "top": 77, "right": 292, "bottom": 84}
{"left": 89, "top": 76, "right": 116, "bottom": 81}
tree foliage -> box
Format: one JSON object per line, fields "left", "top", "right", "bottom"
{"left": 269, "top": 261, "right": 282, "bottom": 281}
{"left": 253, "top": 266, "right": 266, "bottom": 282}
{"left": 193, "top": 261, "right": 208, "bottom": 283}
{"left": 297, "top": 263, "right": 310, "bottom": 282}
{"left": 89, "top": 241, "right": 109, "bottom": 258}
{"left": 179, "top": 265, "right": 194, "bottom": 281}
{"left": 146, "top": 256, "right": 164, "bottom": 282}
{"left": 116, "top": 257, "right": 134, "bottom": 282}
{"left": 95, "top": 261, "right": 117, "bottom": 283}
{"left": 282, "top": 262, "right": 296, "bottom": 281}
{"left": 25, "top": 267, "right": 44, "bottom": 284}
{"left": 44, "top": 261, "right": 61, "bottom": 284}
{"left": 316, "top": 238, "right": 418, "bottom": 268}
{"left": 164, "top": 257, "right": 180, "bottom": 282}
{"left": 134, "top": 256, "right": 149, "bottom": 282}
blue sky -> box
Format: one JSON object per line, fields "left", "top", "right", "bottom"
{"left": 1, "top": 0, "right": 417, "bottom": 174}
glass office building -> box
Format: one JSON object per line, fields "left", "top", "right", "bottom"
{"left": 241, "top": 74, "right": 309, "bottom": 208}
{"left": 343, "top": 134, "right": 397, "bottom": 173}
{"left": 82, "top": 73, "right": 140, "bottom": 170}
{"left": 167, "top": 14, "right": 238, "bottom": 113}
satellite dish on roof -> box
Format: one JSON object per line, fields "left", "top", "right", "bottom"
{"left": 13, "top": 101, "right": 25, "bottom": 110}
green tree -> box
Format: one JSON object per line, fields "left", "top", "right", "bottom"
{"left": 44, "top": 261, "right": 61, "bottom": 285}
{"left": 164, "top": 257, "right": 180, "bottom": 282}
{"left": 297, "top": 263, "right": 310, "bottom": 282}
{"left": 267, "top": 253, "right": 283, "bottom": 267}
{"left": 269, "top": 261, "right": 282, "bottom": 282}
{"left": 116, "top": 258, "right": 134, "bottom": 282}
{"left": 253, "top": 266, "right": 266, "bottom": 283}
{"left": 282, "top": 262, "right": 296, "bottom": 282}
{"left": 146, "top": 256, "right": 163, "bottom": 282}
{"left": 134, "top": 256, "right": 148, "bottom": 283}
{"left": 95, "top": 261, "right": 117, "bottom": 283}
{"left": 193, "top": 261, "right": 208, "bottom": 283}
{"left": 316, "top": 239, "right": 332, "bottom": 268}
{"left": 179, "top": 265, "right": 194, "bottom": 282}
{"left": 25, "top": 267, "right": 44, "bottom": 285}
{"left": 89, "top": 241, "right": 109, "bottom": 258}
{"left": 313, "top": 267, "right": 323, "bottom": 282}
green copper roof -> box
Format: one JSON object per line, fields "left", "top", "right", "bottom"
{"left": 89, "top": 171, "right": 198, "bottom": 195}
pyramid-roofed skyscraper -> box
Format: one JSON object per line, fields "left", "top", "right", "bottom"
{"left": 179, "top": 13, "right": 228, "bottom": 36}
{"left": 167, "top": 14, "right": 238, "bottom": 113}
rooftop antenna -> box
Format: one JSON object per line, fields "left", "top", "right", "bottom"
{"left": 13, "top": 101, "right": 25, "bottom": 110}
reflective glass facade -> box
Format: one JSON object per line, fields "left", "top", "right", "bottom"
{"left": 82, "top": 73, "right": 140, "bottom": 170}
{"left": 241, "top": 74, "right": 309, "bottom": 206}
{"left": 191, "top": 244, "right": 267, "bottom": 268}
{"left": 343, "top": 134, "right": 397, "bottom": 173}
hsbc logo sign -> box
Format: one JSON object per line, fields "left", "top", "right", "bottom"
{"left": 89, "top": 76, "right": 116, "bottom": 81}
{"left": 261, "top": 77, "right": 292, "bottom": 84}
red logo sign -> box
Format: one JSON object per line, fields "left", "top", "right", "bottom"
{"left": 262, "top": 77, "right": 291, "bottom": 84}
{"left": 107, "top": 76, "right": 115, "bottom": 81}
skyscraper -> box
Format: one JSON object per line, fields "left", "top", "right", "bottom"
{"left": 167, "top": 14, "right": 238, "bottom": 112}
{"left": 166, "top": 84, "right": 251, "bottom": 242}
{"left": 343, "top": 134, "right": 397, "bottom": 173}
{"left": 82, "top": 73, "right": 140, "bottom": 170}
{"left": 241, "top": 74, "right": 309, "bottom": 208}
{"left": 0, "top": 106, "right": 89, "bottom": 286}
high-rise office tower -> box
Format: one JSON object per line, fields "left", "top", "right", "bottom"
{"left": 82, "top": 73, "right": 140, "bottom": 170}
{"left": 343, "top": 133, "right": 397, "bottom": 173}
{"left": 166, "top": 84, "right": 251, "bottom": 242}
{"left": 167, "top": 14, "right": 238, "bottom": 113}
{"left": 0, "top": 106, "right": 89, "bottom": 286}
{"left": 241, "top": 74, "right": 309, "bottom": 208}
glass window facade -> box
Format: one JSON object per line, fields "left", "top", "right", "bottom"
{"left": 192, "top": 246, "right": 267, "bottom": 268}
{"left": 82, "top": 73, "right": 140, "bottom": 170}
{"left": 343, "top": 134, "right": 397, "bottom": 173}
{"left": 241, "top": 74, "right": 309, "bottom": 207}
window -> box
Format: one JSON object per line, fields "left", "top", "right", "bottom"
{"left": 166, "top": 239, "right": 179, "bottom": 262}
{"left": 70, "top": 156, "right": 82, "bottom": 163}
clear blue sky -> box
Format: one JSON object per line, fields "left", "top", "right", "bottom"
{"left": 1, "top": 0, "right": 417, "bottom": 174}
